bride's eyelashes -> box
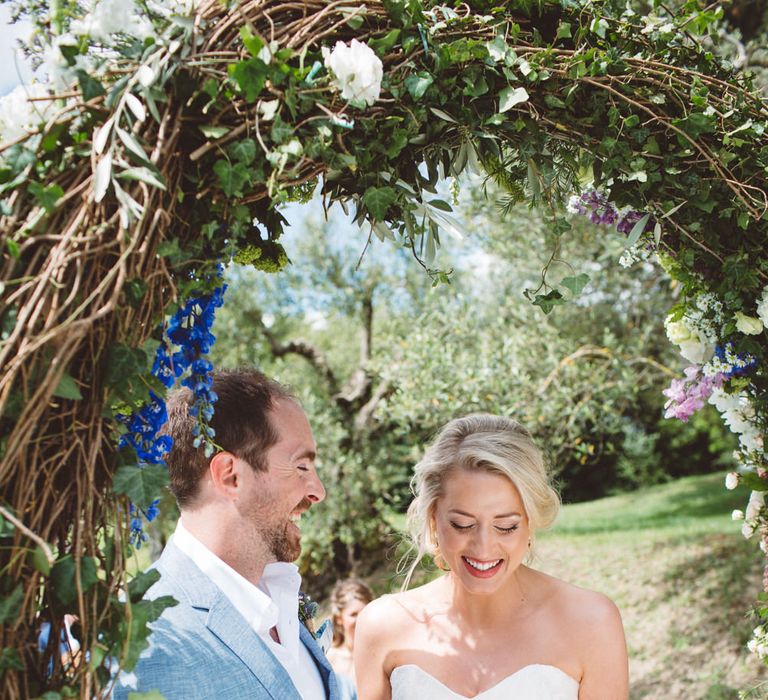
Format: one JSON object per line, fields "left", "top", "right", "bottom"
{"left": 448, "top": 521, "right": 519, "bottom": 534}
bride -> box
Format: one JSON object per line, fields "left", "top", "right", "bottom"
{"left": 354, "top": 414, "right": 628, "bottom": 699}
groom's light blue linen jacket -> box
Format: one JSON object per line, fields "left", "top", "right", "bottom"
{"left": 113, "top": 539, "right": 340, "bottom": 700}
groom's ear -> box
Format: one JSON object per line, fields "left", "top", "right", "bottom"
{"left": 208, "top": 451, "right": 240, "bottom": 498}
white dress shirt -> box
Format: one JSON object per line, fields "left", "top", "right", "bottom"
{"left": 173, "top": 520, "right": 326, "bottom": 699}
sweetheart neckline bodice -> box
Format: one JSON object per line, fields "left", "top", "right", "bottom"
{"left": 390, "top": 662, "right": 579, "bottom": 699}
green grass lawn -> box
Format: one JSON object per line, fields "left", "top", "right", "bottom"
{"left": 379, "top": 473, "right": 768, "bottom": 699}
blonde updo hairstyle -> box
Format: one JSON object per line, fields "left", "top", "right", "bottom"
{"left": 403, "top": 414, "right": 560, "bottom": 588}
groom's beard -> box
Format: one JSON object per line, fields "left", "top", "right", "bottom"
{"left": 265, "top": 497, "right": 313, "bottom": 562}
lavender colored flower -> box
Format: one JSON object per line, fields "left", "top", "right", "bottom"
{"left": 663, "top": 365, "right": 725, "bottom": 422}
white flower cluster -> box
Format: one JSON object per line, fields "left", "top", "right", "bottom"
{"left": 740, "top": 489, "right": 766, "bottom": 539}
{"left": 71, "top": 0, "right": 152, "bottom": 42}
{"left": 664, "top": 313, "right": 713, "bottom": 365}
{"left": 747, "top": 625, "right": 768, "bottom": 658}
{"left": 322, "top": 39, "right": 383, "bottom": 106}
{"left": 0, "top": 84, "right": 55, "bottom": 144}
{"left": 709, "top": 389, "right": 764, "bottom": 455}
{"left": 618, "top": 244, "right": 653, "bottom": 268}
{"left": 757, "top": 286, "right": 768, "bottom": 327}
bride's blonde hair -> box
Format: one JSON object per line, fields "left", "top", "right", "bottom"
{"left": 402, "top": 414, "right": 560, "bottom": 589}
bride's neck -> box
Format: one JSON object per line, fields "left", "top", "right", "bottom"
{"left": 446, "top": 568, "right": 530, "bottom": 627}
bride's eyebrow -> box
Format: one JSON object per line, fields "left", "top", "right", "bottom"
{"left": 447, "top": 509, "right": 523, "bottom": 518}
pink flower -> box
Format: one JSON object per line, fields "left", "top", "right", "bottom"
{"left": 663, "top": 366, "right": 725, "bottom": 422}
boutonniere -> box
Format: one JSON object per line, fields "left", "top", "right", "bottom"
{"left": 298, "top": 591, "right": 319, "bottom": 634}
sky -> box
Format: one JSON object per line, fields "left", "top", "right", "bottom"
{"left": 0, "top": 5, "right": 34, "bottom": 95}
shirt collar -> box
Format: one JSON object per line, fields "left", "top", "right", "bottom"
{"left": 172, "top": 519, "right": 279, "bottom": 636}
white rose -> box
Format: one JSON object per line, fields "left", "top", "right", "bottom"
{"left": 322, "top": 39, "right": 383, "bottom": 106}
{"left": 725, "top": 472, "right": 739, "bottom": 490}
{"left": 664, "top": 315, "right": 712, "bottom": 364}
{"left": 0, "top": 84, "right": 54, "bottom": 143}
{"left": 735, "top": 311, "right": 764, "bottom": 335}
{"left": 732, "top": 509, "right": 744, "bottom": 520}
{"left": 757, "top": 287, "right": 768, "bottom": 327}
{"left": 71, "top": 0, "right": 151, "bottom": 42}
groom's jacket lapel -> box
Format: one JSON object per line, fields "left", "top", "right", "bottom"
{"left": 300, "top": 622, "right": 340, "bottom": 700}
{"left": 205, "top": 593, "right": 299, "bottom": 700}
{"left": 154, "top": 540, "right": 301, "bottom": 700}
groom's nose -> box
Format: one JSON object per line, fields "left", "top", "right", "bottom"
{"left": 305, "top": 468, "right": 326, "bottom": 503}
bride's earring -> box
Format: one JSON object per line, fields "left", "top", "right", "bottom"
{"left": 430, "top": 522, "right": 450, "bottom": 572}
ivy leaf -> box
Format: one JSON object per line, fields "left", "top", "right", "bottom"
{"left": 53, "top": 373, "right": 83, "bottom": 400}
{"left": 229, "top": 139, "right": 257, "bottom": 165}
{"left": 405, "top": 72, "right": 433, "bottom": 100}
{"left": 127, "top": 569, "right": 161, "bottom": 603}
{"left": 28, "top": 182, "right": 64, "bottom": 214}
{"left": 0, "top": 585, "right": 23, "bottom": 624}
{"left": 51, "top": 555, "right": 99, "bottom": 606}
{"left": 30, "top": 545, "right": 52, "bottom": 575}
{"left": 369, "top": 29, "right": 401, "bottom": 56}
{"left": 229, "top": 58, "right": 268, "bottom": 102}
{"left": 499, "top": 86, "right": 529, "bottom": 113}
{"left": 239, "top": 26, "right": 264, "bottom": 58}
{"left": 106, "top": 344, "right": 148, "bottom": 389}
{"left": 113, "top": 464, "right": 169, "bottom": 509}
{"left": 77, "top": 70, "right": 105, "bottom": 100}
{"left": 532, "top": 290, "right": 565, "bottom": 314}
{"left": 362, "top": 186, "right": 397, "bottom": 220}
{"left": 121, "top": 596, "right": 178, "bottom": 671}
{"left": 213, "top": 159, "right": 251, "bottom": 197}
{"left": 560, "top": 273, "right": 590, "bottom": 296}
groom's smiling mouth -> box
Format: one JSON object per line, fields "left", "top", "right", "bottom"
{"left": 462, "top": 556, "right": 503, "bottom": 578}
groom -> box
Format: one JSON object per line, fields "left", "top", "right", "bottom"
{"left": 114, "top": 368, "right": 339, "bottom": 699}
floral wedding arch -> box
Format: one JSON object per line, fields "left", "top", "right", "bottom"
{"left": 0, "top": 0, "right": 767, "bottom": 694}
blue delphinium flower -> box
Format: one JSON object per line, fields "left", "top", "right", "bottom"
{"left": 120, "top": 278, "right": 227, "bottom": 546}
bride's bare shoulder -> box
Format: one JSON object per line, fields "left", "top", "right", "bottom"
{"left": 357, "top": 578, "right": 444, "bottom": 630}
{"left": 532, "top": 569, "right": 622, "bottom": 628}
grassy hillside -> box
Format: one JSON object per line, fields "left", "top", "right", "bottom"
{"left": 375, "top": 473, "right": 768, "bottom": 699}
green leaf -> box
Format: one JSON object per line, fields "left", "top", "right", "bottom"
{"left": 228, "top": 139, "right": 257, "bottom": 165}
{"left": 124, "top": 278, "right": 149, "bottom": 307}
{"left": 556, "top": 21, "right": 572, "bottom": 39}
{"left": 113, "top": 464, "right": 169, "bottom": 509}
{"left": 362, "top": 186, "right": 397, "bottom": 221}
{"left": 239, "top": 26, "right": 264, "bottom": 58}
{"left": 427, "top": 199, "right": 453, "bottom": 212}
{"left": 0, "top": 648, "right": 23, "bottom": 673}
{"left": 499, "top": 86, "right": 529, "bottom": 113}
{"left": 117, "top": 167, "right": 167, "bottom": 191}
{"left": 28, "top": 182, "right": 64, "bottom": 214}
{"left": 369, "top": 29, "right": 400, "bottom": 56}
{"left": 53, "top": 373, "right": 83, "bottom": 400}
{"left": 106, "top": 344, "right": 148, "bottom": 389}
{"left": 229, "top": 58, "right": 268, "bottom": 102}
{"left": 560, "top": 273, "right": 590, "bottom": 296}
{"left": 626, "top": 213, "right": 651, "bottom": 248}
{"left": 30, "top": 545, "right": 52, "bottom": 575}
{"left": 532, "top": 290, "right": 565, "bottom": 314}
{"left": 404, "top": 72, "right": 433, "bottom": 100}
{"left": 77, "top": 70, "right": 105, "bottom": 100}
{"left": 544, "top": 95, "right": 566, "bottom": 109}
{"left": 213, "top": 159, "right": 251, "bottom": 197}
{"left": 51, "top": 555, "right": 99, "bottom": 606}
{"left": 127, "top": 569, "right": 161, "bottom": 603}
{"left": 0, "top": 585, "right": 23, "bottom": 624}
{"left": 740, "top": 472, "right": 768, "bottom": 491}
{"left": 199, "top": 125, "right": 230, "bottom": 139}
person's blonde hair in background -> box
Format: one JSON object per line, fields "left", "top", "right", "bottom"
{"left": 327, "top": 578, "right": 374, "bottom": 700}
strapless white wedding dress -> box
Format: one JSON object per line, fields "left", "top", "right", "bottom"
{"left": 390, "top": 663, "right": 579, "bottom": 699}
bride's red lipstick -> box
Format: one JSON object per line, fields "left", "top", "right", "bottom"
{"left": 462, "top": 556, "right": 503, "bottom": 578}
